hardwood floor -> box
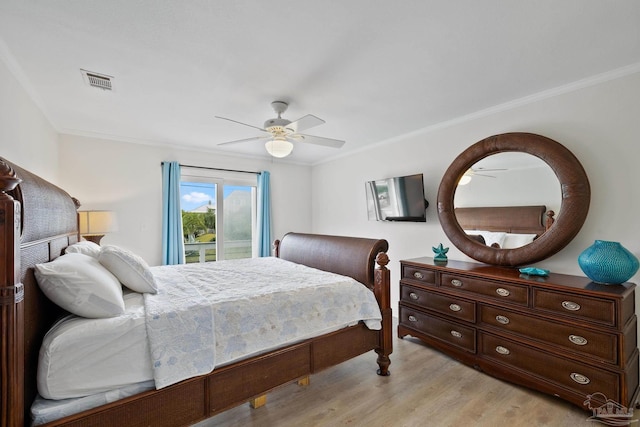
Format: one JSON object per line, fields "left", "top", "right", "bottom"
{"left": 193, "top": 327, "right": 637, "bottom": 427}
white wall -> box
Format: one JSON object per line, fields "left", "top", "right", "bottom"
{"left": 58, "top": 134, "right": 312, "bottom": 265}
{"left": 0, "top": 56, "right": 58, "bottom": 181}
{"left": 312, "top": 70, "right": 640, "bottom": 308}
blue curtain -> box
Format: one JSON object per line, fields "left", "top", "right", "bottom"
{"left": 161, "top": 161, "right": 185, "bottom": 265}
{"left": 256, "top": 171, "right": 272, "bottom": 257}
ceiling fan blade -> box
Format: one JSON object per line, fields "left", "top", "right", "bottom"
{"left": 285, "top": 114, "right": 325, "bottom": 133}
{"left": 215, "top": 116, "right": 268, "bottom": 133}
{"left": 294, "top": 133, "right": 345, "bottom": 148}
{"left": 217, "top": 136, "right": 269, "bottom": 146}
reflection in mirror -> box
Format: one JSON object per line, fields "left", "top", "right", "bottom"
{"left": 454, "top": 153, "right": 562, "bottom": 248}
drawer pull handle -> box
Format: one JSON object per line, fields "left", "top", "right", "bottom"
{"left": 413, "top": 271, "right": 424, "bottom": 280}
{"left": 450, "top": 330, "right": 462, "bottom": 338}
{"left": 570, "top": 372, "right": 590, "bottom": 385}
{"left": 495, "top": 346, "right": 510, "bottom": 355}
{"left": 496, "top": 315, "right": 510, "bottom": 325}
{"left": 569, "top": 335, "right": 588, "bottom": 346}
{"left": 495, "top": 288, "right": 510, "bottom": 297}
{"left": 449, "top": 303, "right": 462, "bottom": 312}
{"left": 408, "top": 315, "right": 418, "bottom": 322}
{"left": 451, "top": 279, "right": 463, "bottom": 287}
{"left": 409, "top": 292, "right": 419, "bottom": 300}
{"left": 562, "top": 301, "right": 581, "bottom": 311}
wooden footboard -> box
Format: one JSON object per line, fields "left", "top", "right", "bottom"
{"left": 274, "top": 232, "right": 389, "bottom": 290}
{"left": 275, "top": 232, "right": 392, "bottom": 375}
{"left": 0, "top": 157, "right": 392, "bottom": 427}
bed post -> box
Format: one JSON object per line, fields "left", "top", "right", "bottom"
{"left": 374, "top": 252, "right": 391, "bottom": 376}
{"left": 0, "top": 159, "right": 24, "bottom": 427}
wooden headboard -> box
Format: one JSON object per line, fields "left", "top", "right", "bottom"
{"left": 1, "top": 157, "right": 80, "bottom": 426}
{"left": 454, "top": 205, "right": 554, "bottom": 237}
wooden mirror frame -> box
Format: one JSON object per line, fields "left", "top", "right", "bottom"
{"left": 437, "top": 132, "right": 591, "bottom": 266}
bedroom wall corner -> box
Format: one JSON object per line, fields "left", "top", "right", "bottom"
{"left": 0, "top": 54, "right": 59, "bottom": 182}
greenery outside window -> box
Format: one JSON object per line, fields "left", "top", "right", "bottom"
{"left": 180, "top": 168, "right": 257, "bottom": 263}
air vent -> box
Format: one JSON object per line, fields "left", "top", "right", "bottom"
{"left": 81, "top": 69, "right": 114, "bottom": 91}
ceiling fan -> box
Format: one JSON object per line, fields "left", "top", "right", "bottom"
{"left": 215, "top": 101, "right": 345, "bottom": 158}
{"left": 458, "top": 167, "right": 507, "bottom": 185}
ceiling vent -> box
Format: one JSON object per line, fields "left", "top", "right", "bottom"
{"left": 81, "top": 69, "right": 114, "bottom": 91}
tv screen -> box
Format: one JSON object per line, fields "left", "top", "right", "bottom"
{"left": 365, "top": 173, "right": 428, "bottom": 222}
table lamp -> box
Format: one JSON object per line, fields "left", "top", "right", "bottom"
{"left": 78, "top": 210, "right": 118, "bottom": 244}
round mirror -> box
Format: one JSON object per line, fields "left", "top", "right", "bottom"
{"left": 437, "top": 132, "right": 590, "bottom": 266}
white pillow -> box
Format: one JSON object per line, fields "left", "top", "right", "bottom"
{"left": 64, "top": 240, "right": 102, "bottom": 258}
{"left": 464, "top": 230, "right": 507, "bottom": 248}
{"left": 34, "top": 253, "right": 125, "bottom": 318}
{"left": 483, "top": 231, "right": 507, "bottom": 248}
{"left": 98, "top": 245, "right": 158, "bottom": 294}
{"left": 502, "top": 233, "right": 537, "bottom": 249}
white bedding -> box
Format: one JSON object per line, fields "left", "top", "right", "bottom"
{"left": 36, "top": 257, "right": 382, "bottom": 403}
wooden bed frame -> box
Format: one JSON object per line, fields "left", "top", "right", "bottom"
{"left": 0, "top": 157, "right": 392, "bottom": 427}
{"left": 454, "top": 205, "right": 554, "bottom": 236}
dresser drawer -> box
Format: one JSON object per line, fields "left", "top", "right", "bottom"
{"left": 479, "top": 332, "right": 619, "bottom": 400}
{"left": 399, "top": 306, "right": 476, "bottom": 352}
{"left": 533, "top": 289, "right": 616, "bottom": 327}
{"left": 479, "top": 304, "right": 618, "bottom": 364}
{"left": 402, "top": 264, "right": 436, "bottom": 285}
{"left": 441, "top": 273, "right": 528, "bottom": 306}
{"left": 401, "top": 284, "right": 476, "bottom": 322}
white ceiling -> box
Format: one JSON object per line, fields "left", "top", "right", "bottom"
{"left": 1, "top": 1, "right": 639, "bottom": 164}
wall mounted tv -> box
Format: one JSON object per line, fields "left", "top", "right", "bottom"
{"left": 365, "top": 173, "right": 429, "bottom": 222}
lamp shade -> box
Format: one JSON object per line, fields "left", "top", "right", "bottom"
{"left": 265, "top": 137, "right": 293, "bottom": 158}
{"left": 78, "top": 210, "right": 118, "bottom": 235}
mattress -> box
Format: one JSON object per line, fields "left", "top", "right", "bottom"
{"left": 37, "top": 292, "right": 151, "bottom": 400}
{"left": 36, "top": 257, "right": 382, "bottom": 402}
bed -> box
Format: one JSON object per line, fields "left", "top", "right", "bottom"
{"left": 0, "top": 157, "right": 392, "bottom": 427}
{"left": 455, "top": 205, "right": 554, "bottom": 249}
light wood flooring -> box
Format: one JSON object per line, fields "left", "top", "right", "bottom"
{"left": 193, "top": 328, "right": 638, "bottom": 427}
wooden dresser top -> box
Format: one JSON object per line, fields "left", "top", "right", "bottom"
{"left": 401, "top": 257, "right": 635, "bottom": 298}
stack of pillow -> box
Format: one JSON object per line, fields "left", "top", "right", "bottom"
{"left": 463, "top": 230, "right": 538, "bottom": 249}
{"left": 34, "top": 241, "right": 157, "bottom": 319}
{"left": 464, "top": 230, "right": 507, "bottom": 248}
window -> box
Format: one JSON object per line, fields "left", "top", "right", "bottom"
{"left": 180, "top": 168, "right": 257, "bottom": 263}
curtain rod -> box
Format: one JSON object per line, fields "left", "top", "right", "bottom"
{"left": 162, "top": 162, "right": 260, "bottom": 175}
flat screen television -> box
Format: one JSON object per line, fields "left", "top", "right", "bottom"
{"left": 365, "top": 173, "right": 428, "bottom": 222}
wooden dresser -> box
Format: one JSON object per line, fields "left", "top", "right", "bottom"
{"left": 398, "top": 257, "right": 640, "bottom": 409}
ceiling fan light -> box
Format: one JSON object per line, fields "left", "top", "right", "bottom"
{"left": 458, "top": 170, "right": 473, "bottom": 186}
{"left": 265, "top": 137, "right": 293, "bottom": 158}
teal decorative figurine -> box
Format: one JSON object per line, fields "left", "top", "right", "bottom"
{"left": 433, "top": 243, "right": 449, "bottom": 262}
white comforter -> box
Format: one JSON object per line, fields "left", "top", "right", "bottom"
{"left": 37, "top": 257, "right": 382, "bottom": 400}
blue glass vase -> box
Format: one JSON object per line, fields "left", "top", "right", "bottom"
{"left": 578, "top": 240, "right": 639, "bottom": 285}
